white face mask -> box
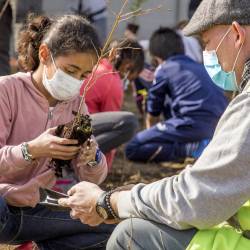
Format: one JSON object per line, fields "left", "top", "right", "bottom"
{"left": 203, "top": 27, "right": 243, "bottom": 92}
{"left": 43, "top": 53, "right": 83, "bottom": 101}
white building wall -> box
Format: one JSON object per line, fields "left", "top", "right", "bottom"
{"left": 42, "top": 0, "right": 190, "bottom": 40}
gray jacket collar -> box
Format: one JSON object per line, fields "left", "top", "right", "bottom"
{"left": 240, "top": 59, "right": 250, "bottom": 93}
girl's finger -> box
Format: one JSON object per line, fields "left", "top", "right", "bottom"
{"left": 53, "top": 137, "right": 79, "bottom": 145}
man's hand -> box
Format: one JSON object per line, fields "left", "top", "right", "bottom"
{"left": 58, "top": 181, "right": 105, "bottom": 226}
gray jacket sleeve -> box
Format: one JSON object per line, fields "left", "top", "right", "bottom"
{"left": 117, "top": 90, "right": 250, "bottom": 230}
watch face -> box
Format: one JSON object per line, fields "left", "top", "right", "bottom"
{"left": 96, "top": 206, "right": 108, "bottom": 219}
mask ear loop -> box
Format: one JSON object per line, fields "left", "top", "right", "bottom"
{"left": 123, "top": 71, "right": 130, "bottom": 81}
{"left": 123, "top": 71, "right": 131, "bottom": 90}
{"left": 232, "top": 42, "right": 244, "bottom": 93}
{"left": 43, "top": 53, "right": 58, "bottom": 83}
{"left": 232, "top": 42, "right": 244, "bottom": 71}
{"left": 215, "top": 27, "right": 232, "bottom": 52}
{"left": 50, "top": 52, "right": 58, "bottom": 71}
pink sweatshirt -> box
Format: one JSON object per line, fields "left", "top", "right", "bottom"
{"left": 0, "top": 72, "right": 108, "bottom": 207}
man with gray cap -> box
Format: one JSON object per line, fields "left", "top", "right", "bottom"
{"left": 58, "top": 0, "right": 250, "bottom": 249}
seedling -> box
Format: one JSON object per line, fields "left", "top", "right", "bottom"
{"left": 49, "top": 0, "right": 161, "bottom": 176}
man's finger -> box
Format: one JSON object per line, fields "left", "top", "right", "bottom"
{"left": 58, "top": 198, "right": 71, "bottom": 207}
{"left": 70, "top": 210, "right": 81, "bottom": 220}
{"left": 67, "top": 186, "right": 77, "bottom": 196}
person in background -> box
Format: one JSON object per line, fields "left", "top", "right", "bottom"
{"left": 176, "top": 20, "right": 203, "bottom": 63}
{"left": 123, "top": 23, "right": 155, "bottom": 119}
{"left": 132, "top": 63, "right": 155, "bottom": 118}
{"left": 70, "top": 0, "right": 108, "bottom": 45}
{"left": 80, "top": 40, "right": 144, "bottom": 169}
{"left": 188, "top": 0, "right": 202, "bottom": 19}
{"left": 16, "top": 0, "right": 42, "bottom": 23}
{"left": 124, "top": 23, "right": 139, "bottom": 41}
{"left": 0, "top": 0, "right": 12, "bottom": 76}
{"left": 0, "top": 14, "right": 113, "bottom": 249}
{"left": 125, "top": 27, "right": 228, "bottom": 164}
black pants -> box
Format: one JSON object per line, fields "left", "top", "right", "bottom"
{"left": 91, "top": 111, "right": 138, "bottom": 153}
{"left": 0, "top": 197, "right": 114, "bottom": 249}
{"left": 0, "top": 2, "right": 12, "bottom": 76}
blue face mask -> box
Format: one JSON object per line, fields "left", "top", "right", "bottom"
{"left": 203, "top": 28, "right": 243, "bottom": 92}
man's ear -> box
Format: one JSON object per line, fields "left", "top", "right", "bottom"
{"left": 232, "top": 21, "right": 246, "bottom": 49}
{"left": 39, "top": 44, "right": 50, "bottom": 66}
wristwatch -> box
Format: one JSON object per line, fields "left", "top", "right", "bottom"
{"left": 87, "top": 148, "right": 102, "bottom": 167}
{"left": 96, "top": 190, "right": 119, "bottom": 220}
{"left": 21, "top": 142, "right": 33, "bottom": 162}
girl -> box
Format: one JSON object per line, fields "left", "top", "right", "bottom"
{"left": 0, "top": 14, "right": 113, "bottom": 249}
{"left": 81, "top": 40, "right": 144, "bottom": 169}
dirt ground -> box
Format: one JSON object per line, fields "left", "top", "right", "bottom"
{"left": 102, "top": 145, "right": 193, "bottom": 190}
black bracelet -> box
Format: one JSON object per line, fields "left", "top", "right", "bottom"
{"left": 105, "top": 190, "right": 119, "bottom": 220}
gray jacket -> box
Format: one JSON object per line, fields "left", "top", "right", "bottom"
{"left": 117, "top": 80, "right": 250, "bottom": 230}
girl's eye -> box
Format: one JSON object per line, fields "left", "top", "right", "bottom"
{"left": 66, "top": 69, "right": 75, "bottom": 74}
{"left": 81, "top": 73, "right": 91, "bottom": 80}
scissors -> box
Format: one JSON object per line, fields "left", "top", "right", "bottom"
{"left": 39, "top": 188, "right": 70, "bottom": 211}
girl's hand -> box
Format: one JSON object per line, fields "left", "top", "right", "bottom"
{"left": 77, "top": 139, "right": 98, "bottom": 167}
{"left": 28, "top": 127, "right": 80, "bottom": 160}
{"left": 4, "top": 181, "right": 40, "bottom": 207}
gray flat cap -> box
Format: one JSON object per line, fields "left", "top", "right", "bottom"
{"left": 183, "top": 0, "right": 250, "bottom": 36}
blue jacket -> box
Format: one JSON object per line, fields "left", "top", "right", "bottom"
{"left": 147, "top": 55, "right": 228, "bottom": 142}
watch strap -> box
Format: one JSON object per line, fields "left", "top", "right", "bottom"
{"left": 96, "top": 190, "right": 119, "bottom": 220}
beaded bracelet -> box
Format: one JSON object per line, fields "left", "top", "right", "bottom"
{"left": 105, "top": 190, "right": 120, "bottom": 220}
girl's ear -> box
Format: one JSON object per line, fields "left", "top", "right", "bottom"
{"left": 39, "top": 44, "right": 50, "bottom": 65}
